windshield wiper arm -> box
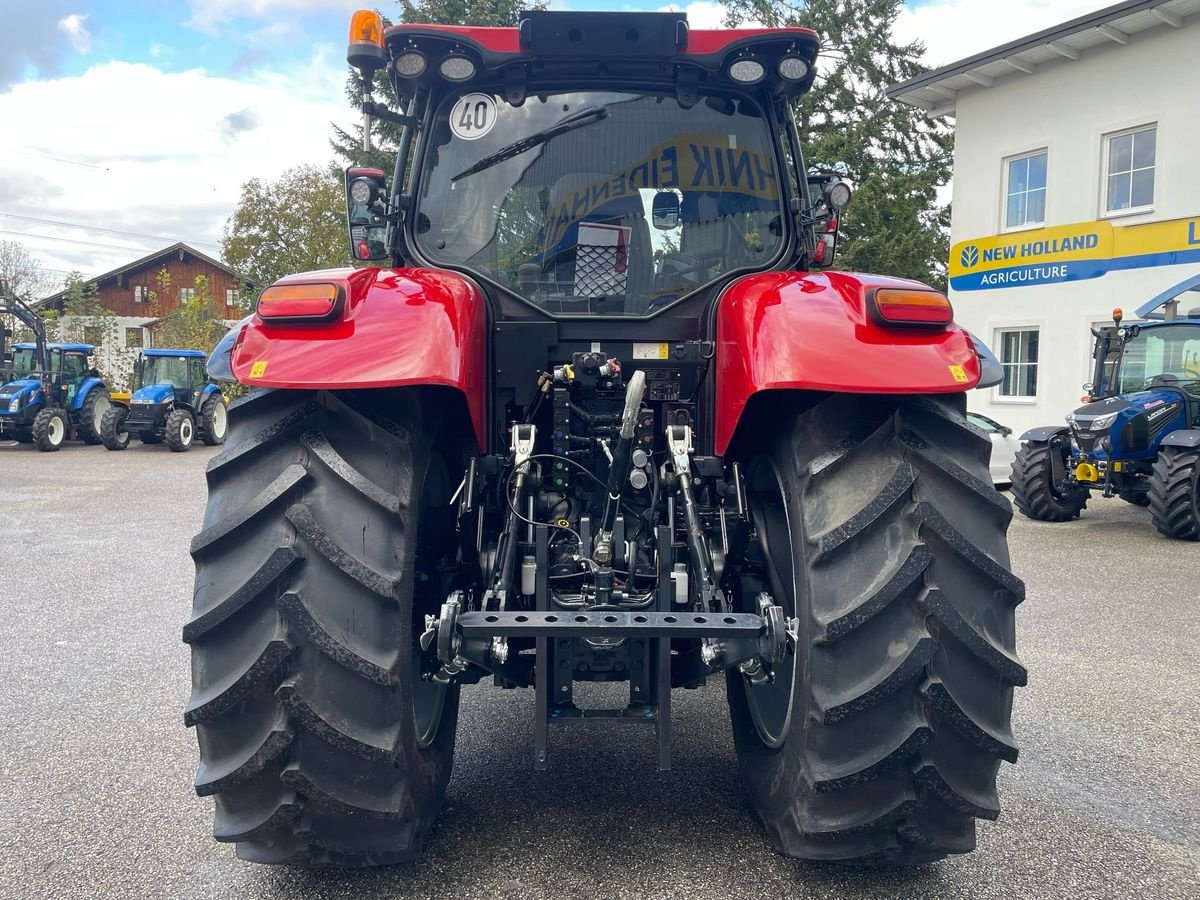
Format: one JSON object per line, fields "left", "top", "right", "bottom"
{"left": 452, "top": 105, "right": 609, "bottom": 182}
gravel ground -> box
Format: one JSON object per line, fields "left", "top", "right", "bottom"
{"left": 0, "top": 439, "right": 1197, "bottom": 900}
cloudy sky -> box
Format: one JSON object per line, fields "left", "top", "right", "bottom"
{"left": 0, "top": 0, "right": 1114, "bottom": 291}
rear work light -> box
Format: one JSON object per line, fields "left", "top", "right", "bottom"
{"left": 872, "top": 288, "right": 953, "bottom": 326}
{"left": 257, "top": 283, "right": 342, "bottom": 320}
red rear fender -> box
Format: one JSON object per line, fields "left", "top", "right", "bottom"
{"left": 714, "top": 270, "right": 980, "bottom": 455}
{"left": 231, "top": 267, "right": 488, "bottom": 449}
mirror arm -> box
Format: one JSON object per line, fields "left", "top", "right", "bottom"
{"left": 363, "top": 101, "right": 419, "bottom": 129}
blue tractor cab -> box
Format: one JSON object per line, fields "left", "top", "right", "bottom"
{"left": 101, "top": 348, "right": 227, "bottom": 452}
{"left": 1011, "top": 272, "right": 1200, "bottom": 538}
{"left": 0, "top": 321, "right": 112, "bottom": 452}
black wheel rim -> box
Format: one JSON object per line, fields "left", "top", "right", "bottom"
{"left": 411, "top": 452, "right": 458, "bottom": 748}
{"left": 742, "top": 454, "right": 798, "bottom": 749}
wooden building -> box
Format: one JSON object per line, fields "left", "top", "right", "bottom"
{"left": 40, "top": 242, "right": 246, "bottom": 321}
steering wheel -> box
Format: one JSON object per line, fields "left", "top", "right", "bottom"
{"left": 1149, "top": 372, "right": 1189, "bottom": 386}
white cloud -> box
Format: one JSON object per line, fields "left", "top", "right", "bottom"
{"left": 0, "top": 51, "right": 355, "bottom": 284}
{"left": 895, "top": 0, "right": 1112, "bottom": 67}
{"left": 57, "top": 13, "right": 91, "bottom": 54}
{"left": 658, "top": 2, "right": 727, "bottom": 29}
{"left": 187, "top": 0, "right": 360, "bottom": 32}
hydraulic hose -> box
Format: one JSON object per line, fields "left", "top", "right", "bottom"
{"left": 595, "top": 370, "right": 646, "bottom": 564}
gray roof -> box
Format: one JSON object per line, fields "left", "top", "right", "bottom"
{"left": 888, "top": 0, "right": 1198, "bottom": 117}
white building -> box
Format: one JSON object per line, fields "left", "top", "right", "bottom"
{"left": 889, "top": 0, "right": 1200, "bottom": 434}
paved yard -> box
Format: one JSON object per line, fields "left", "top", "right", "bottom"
{"left": 0, "top": 438, "right": 1197, "bottom": 899}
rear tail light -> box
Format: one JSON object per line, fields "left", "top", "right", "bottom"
{"left": 873, "top": 288, "right": 953, "bottom": 326}
{"left": 257, "top": 283, "right": 342, "bottom": 320}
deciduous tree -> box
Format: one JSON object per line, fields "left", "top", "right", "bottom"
{"left": 220, "top": 164, "right": 349, "bottom": 292}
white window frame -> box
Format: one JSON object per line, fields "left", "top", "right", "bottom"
{"left": 1100, "top": 123, "right": 1156, "bottom": 219}
{"left": 993, "top": 325, "right": 1041, "bottom": 403}
{"left": 179, "top": 287, "right": 196, "bottom": 302}
{"left": 1001, "top": 149, "right": 1048, "bottom": 233}
{"left": 133, "top": 285, "right": 149, "bottom": 304}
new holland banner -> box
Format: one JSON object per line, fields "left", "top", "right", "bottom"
{"left": 949, "top": 215, "right": 1200, "bottom": 291}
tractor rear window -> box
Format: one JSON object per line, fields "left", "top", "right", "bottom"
{"left": 415, "top": 90, "right": 787, "bottom": 316}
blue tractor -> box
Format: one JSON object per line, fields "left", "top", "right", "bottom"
{"left": 100, "top": 348, "right": 227, "bottom": 452}
{"left": 1011, "top": 273, "right": 1200, "bottom": 539}
{"left": 0, "top": 283, "right": 112, "bottom": 451}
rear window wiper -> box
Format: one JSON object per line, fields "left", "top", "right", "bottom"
{"left": 452, "top": 105, "right": 609, "bottom": 182}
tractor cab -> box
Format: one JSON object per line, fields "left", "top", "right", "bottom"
{"left": 133, "top": 349, "right": 211, "bottom": 406}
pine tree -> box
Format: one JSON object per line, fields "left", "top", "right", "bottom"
{"left": 724, "top": 0, "right": 953, "bottom": 289}
{"left": 330, "top": 1, "right": 543, "bottom": 170}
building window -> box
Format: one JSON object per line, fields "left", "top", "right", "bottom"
{"left": 225, "top": 288, "right": 241, "bottom": 307}
{"left": 1003, "top": 151, "right": 1047, "bottom": 229}
{"left": 998, "top": 328, "right": 1039, "bottom": 398}
{"left": 125, "top": 328, "right": 144, "bottom": 348}
{"left": 179, "top": 287, "right": 196, "bottom": 302}
{"left": 133, "top": 285, "right": 149, "bottom": 304}
{"left": 83, "top": 325, "right": 104, "bottom": 347}
{"left": 1104, "top": 124, "right": 1156, "bottom": 214}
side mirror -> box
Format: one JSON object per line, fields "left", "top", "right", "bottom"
{"left": 999, "top": 426, "right": 1013, "bottom": 437}
{"left": 345, "top": 167, "right": 389, "bottom": 261}
{"left": 805, "top": 175, "right": 852, "bottom": 269}
{"left": 651, "top": 191, "right": 680, "bottom": 230}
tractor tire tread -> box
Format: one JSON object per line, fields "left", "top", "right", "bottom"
{"left": 728, "top": 393, "right": 1022, "bottom": 865}
{"left": 165, "top": 408, "right": 195, "bottom": 452}
{"left": 100, "top": 406, "right": 130, "bottom": 450}
{"left": 198, "top": 394, "right": 229, "bottom": 446}
{"left": 186, "top": 389, "right": 458, "bottom": 866}
{"left": 76, "top": 386, "right": 108, "bottom": 445}
{"left": 1010, "top": 442, "right": 1087, "bottom": 521}
{"left": 1148, "top": 447, "right": 1200, "bottom": 540}
{"left": 31, "top": 407, "right": 67, "bottom": 452}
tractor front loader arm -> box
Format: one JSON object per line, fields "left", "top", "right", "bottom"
{"left": 221, "top": 266, "right": 488, "bottom": 449}
{"left": 714, "top": 270, "right": 980, "bottom": 454}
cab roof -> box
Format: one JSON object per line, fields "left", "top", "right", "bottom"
{"left": 383, "top": 11, "right": 820, "bottom": 99}
{"left": 13, "top": 341, "right": 94, "bottom": 353}
{"left": 143, "top": 348, "right": 206, "bottom": 358}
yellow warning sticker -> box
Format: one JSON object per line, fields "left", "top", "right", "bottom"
{"left": 633, "top": 342, "right": 670, "bottom": 360}
{"left": 948, "top": 365, "right": 969, "bottom": 383}
{"left": 249, "top": 360, "right": 268, "bottom": 379}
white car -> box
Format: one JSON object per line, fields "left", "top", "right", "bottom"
{"left": 967, "top": 411, "right": 1021, "bottom": 487}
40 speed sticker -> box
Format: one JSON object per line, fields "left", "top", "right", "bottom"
{"left": 450, "top": 93, "right": 498, "bottom": 141}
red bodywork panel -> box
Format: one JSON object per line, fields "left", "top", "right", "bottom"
{"left": 385, "top": 24, "right": 817, "bottom": 56}
{"left": 231, "top": 267, "right": 488, "bottom": 450}
{"left": 714, "top": 270, "right": 981, "bottom": 455}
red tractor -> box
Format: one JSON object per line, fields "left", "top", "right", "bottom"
{"left": 185, "top": 9, "right": 1023, "bottom": 868}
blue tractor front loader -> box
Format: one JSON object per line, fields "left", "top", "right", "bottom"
{"left": 100, "top": 348, "right": 227, "bottom": 452}
{"left": 1011, "top": 273, "right": 1200, "bottom": 539}
{"left": 0, "top": 281, "right": 112, "bottom": 452}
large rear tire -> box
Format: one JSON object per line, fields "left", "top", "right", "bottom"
{"left": 185, "top": 389, "right": 463, "bottom": 866}
{"left": 76, "top": 386, "right": 110, "bottom": 445}
{"left": 727, "top": 393, "right": 1024, "bottom": 865}
{"left": 1010, "top": 439, "right": 1088, "bottom": 521}
{"left": 1148, "top": 447, "right": 1200, "bottom": 540}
